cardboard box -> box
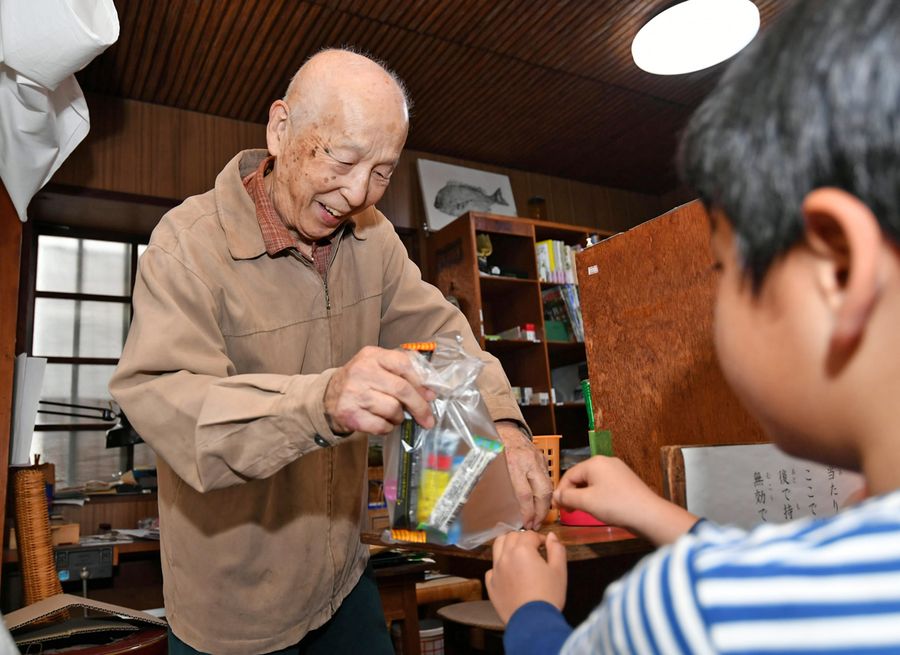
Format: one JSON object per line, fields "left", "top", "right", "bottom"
{"left": 50, "top": 522, "right": 80, "bottom": 546}
{"left": 4, "top": 593, "right": 166, "bottom": 650}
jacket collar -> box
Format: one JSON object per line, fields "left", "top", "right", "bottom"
{"left": 215, "top": 149, "right": 378, "bottom": 260}
{"left": 215, "top": 149, "right": 270, "bottom": 260}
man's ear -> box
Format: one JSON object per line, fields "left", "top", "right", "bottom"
{"left": 802, "top": 188, "right": 883, "bottom": 365}
{"left": 266, "top": 100, "right": 290, "bottom": 157}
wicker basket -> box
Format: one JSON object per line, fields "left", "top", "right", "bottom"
{"left": 532, "top": 435, "right": 561, "bottom": 523}
{"left": 13, "top": 468, "right": 66, "bottom": 610}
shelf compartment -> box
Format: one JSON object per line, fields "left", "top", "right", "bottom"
{"left": 547, "top": 341, "right": 586, "bottom": 367}
{"left": 480, "top": 279, "right": 542, "bottom": 337}
{"left": 475, "top": 229, "right": 537, "bottom": 280}
{"left": 485, "top": 339, "right": 542, "bottom": 355}
{"left": 519, "top": 405, "right": 554, "bottom": 436}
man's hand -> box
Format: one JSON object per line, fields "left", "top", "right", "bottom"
{"left": 486, "top": 530, "right": 567, "bottom": 624}
{"left": 495, "top": 421, "right": 553, "bottom": 530}
{"left": 554, "top": 456, "right": 698, "bottom": 546}
{"left": 323, "top": 346, "right": 436, "bottom": 435}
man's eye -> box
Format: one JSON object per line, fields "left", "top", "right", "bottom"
{"left": 711, "top": 262, "right": 724, "bottom": 272}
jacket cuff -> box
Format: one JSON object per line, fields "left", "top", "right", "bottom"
{"left": 483, "top": 395, "right": 529, "bottom": 435}
{"left": 281, "top": 368, "right": 347, "bottom": 446}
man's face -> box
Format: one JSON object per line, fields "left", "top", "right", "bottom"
{"left": 268, "top": 96, "right": 407, "bottom": 243}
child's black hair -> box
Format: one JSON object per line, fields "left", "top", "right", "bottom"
{"left": 679, "top": 0, "right": 900, "bottom": 289}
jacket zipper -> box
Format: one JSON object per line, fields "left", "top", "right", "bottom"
{"left": 288, "top": 229, "right": 344, "bottom": 312}
{"left": 322, "top": 229, "right": 346, "bottom": 312}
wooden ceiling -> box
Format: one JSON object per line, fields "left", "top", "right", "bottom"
{"left": 77, "top": 0, "right": 792, "bottom": 195}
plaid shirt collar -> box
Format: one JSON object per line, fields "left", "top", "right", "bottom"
{"left": 242, "top": 155, "right": 298, "bottom": 257}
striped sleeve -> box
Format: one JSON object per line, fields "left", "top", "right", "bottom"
{"left": 561, "top": 538, "right": 719, "bottom": 655}
{"left": 561, "top": 492, "right": 900, "bottom": 654}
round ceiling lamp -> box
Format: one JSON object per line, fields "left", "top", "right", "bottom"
{"left": 632, "top": 0, "right": 760, "bottom": 75}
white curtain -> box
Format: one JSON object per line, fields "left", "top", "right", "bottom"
{"left": 0, "top": 0, "right": 119, "bottom": 221}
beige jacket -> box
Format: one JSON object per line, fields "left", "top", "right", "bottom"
{"left": 109, "top": 150, "right": 525, "bottom": 654}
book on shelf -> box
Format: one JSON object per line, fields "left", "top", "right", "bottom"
{"left": 542, "top": 284, "right": 584, "bottom": 342}
{"left": 535, "top": 239, "right": 583, "bottom": 284}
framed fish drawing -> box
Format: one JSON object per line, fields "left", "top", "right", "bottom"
{"left": 416, "top": 158, "right": 518, "bottom": 232}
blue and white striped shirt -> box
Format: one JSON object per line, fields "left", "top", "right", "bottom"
{"left": 504, "top": 490, "right": 900, "bottom": 654}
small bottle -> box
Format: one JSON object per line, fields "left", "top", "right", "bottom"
{"left": 524, "top": 323, "right": 536, "bottom": 341}
{"left": 527, "top": 196, "right": 546, "bottom": 220}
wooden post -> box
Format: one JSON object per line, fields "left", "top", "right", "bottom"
{"left": 0, "top": 182, "right": 22, "bottom": 578}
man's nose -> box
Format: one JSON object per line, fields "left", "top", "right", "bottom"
{"left": 341, "top": 169, "right": 370, "bottom": 208}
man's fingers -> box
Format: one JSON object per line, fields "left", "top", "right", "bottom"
{"left": 528, "top": 466, "right": 554, "bottom": 528}
{"left": 507, "top": 461, "right": 537, "bottom": 528}
{"left": 371, "top": 352, "right": 435, "bottom": 428}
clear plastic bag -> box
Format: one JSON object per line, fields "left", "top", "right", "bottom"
{"left": 382, "top": 333, "right": 522, "bottom": 549}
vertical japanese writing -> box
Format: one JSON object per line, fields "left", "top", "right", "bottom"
{"left": 753, "top": 470, "right": 767, "bottom": 521}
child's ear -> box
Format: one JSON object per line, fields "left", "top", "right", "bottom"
{"left": 802, "top": 188, "right": 883, "bottom": 367}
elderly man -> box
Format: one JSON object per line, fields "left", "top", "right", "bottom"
{"left": 110, "top": 49, "right": 551, "bottom": 655}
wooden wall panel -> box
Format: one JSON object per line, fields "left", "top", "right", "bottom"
{"left": 381, "top": 149, "right": 662, "bottom": 233}
{"left": 578, "top": 201, "right": 767, "bottom": 495}
{"left": 51, "top": 94, "right": 266, "bottom": 202}
{"left": 0, "top": 183, "right": 21, "bottom": 579}
{"left": 48, "top": 94, "right": 662, "bottom": 237}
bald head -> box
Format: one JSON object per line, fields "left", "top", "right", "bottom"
{"left": 283, "top": 49, "right": 410, "bottom": 130}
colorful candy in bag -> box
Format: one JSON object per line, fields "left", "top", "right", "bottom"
{"left": 382, "top": 334, "right": 522, "bottom": 549}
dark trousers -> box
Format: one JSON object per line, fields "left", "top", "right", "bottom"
{"left": 168, "top": 565, "right": 394, "bottom": 655}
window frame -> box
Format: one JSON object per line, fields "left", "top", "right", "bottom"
{"left": 21, "top": 221, "right": 148, "bottom": 476}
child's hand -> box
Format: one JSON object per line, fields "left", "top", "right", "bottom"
{"left": 486, "top": 530, "right": 567, "bottom": 624}
{"left": 554, "top": 456, "right": 656, "bottom": 525}
{"left": 554, "top": 456, "right": 698, "bottom": 546}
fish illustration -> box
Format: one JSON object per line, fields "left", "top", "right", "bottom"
{"left": 433, "top": 180, "right": 509, "bottom": 216}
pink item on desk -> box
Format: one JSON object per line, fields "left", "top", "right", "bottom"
{"left": 559, "top": 508, "right": 605, "bottom": 526}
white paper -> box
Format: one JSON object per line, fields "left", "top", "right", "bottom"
{"left": 10, "top": 354, "right": 46, "bottom": 466}
{"left": 0, "top": 0, "right": 119, "bottom": 220}
{"left": 683, "top": 443, "right": 865, "bottom": 530}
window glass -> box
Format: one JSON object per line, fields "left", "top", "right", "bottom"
{"left": 31, "top": 431, "right": 156, "bottom": 488}
{"left": 35, "top": 236, "right": 77, "bottom": 293}
{"left": 36, "top": 236, "right": 131, "bottom": 295}
{"left": 37, "top": 364, "right": 117, "bottom": 425}
{"left": 33, "top": 299, "right": 128, "bottom": 358}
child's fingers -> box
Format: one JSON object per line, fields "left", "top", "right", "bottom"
{"left": 492, "top": 532, "right": 508, "bottom": 563}
{"left": 554, "top": 485, "right": 591, "bottom": 513}
{"left": 558, "top": 461, "right": 588, "bottom": 487}
{"left": 545, "top": 532, "right": 568, "bottom": 576}
{"left": 546, "top": 532, "right": 568, "bottom": 587}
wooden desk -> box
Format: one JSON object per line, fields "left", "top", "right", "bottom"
{"left": 362, "top": 523, "right": 649, "bottom": 561}
{"left": 3, "top": 540, "right": 163, "bottom": 611}
{"left": 363, "top": 524, "right": 652, "bottom": 625}
{"left": 373, "top": 561, "right": 428, "bottom": 655}
{"left": 4, "top": 539, "right": 159, "bottom": 566}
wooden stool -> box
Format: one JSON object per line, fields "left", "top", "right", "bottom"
{"left": 437, "top": 600, "right": 504, "bottom": 654}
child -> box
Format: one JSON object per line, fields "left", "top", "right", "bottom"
{"left": 486, "top": 1, "right": 900, "bottom": 653}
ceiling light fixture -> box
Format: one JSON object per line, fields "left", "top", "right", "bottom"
{"left": 632, "top": 0, "right": 760, "bottom": 75}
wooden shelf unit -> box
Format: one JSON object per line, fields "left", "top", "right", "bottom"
{"left": 427, "top": 211, "right": 612, "bottom": 448}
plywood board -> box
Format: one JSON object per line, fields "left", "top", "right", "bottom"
{"left": 578, "top": 201, "right": 766, "bottom": 494}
